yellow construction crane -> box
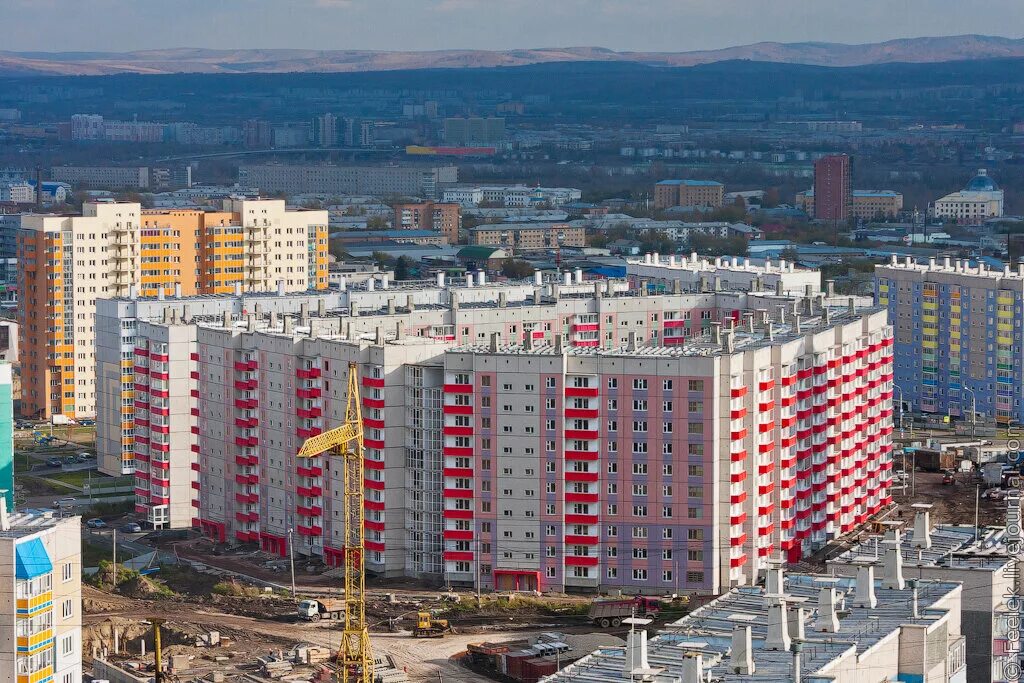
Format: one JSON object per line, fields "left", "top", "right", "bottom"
{"left": 297, "top": 362, "right": 372, "bottom": 683}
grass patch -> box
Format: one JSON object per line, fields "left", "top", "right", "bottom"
{"left": 83, "top": 500, "right": 134, "bottom": 518}
{"left": 82, "top": 541, "right": 110, "bottom": 568}
{"left": 442, "top": 595, "right": 591, "bottom": 617}
{"left": 13, "top": 452, "right": 32, "bottom": 473}
{"left": 212, "top": 579, "right": 265, "bottom": 598}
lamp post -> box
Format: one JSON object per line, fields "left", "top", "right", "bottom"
{"left": 962, "top": 387, "right": 977, "bottom": 438}
{"left": 287, "top": 527, "right": 296, "bottom": 601}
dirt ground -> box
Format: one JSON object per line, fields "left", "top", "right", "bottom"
{"left": 890, "top": 470, "right": 1005, "bottom": 528}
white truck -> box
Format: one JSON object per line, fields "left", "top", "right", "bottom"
{"left": 297, "top": 598, "right": 346, "bottom": 622}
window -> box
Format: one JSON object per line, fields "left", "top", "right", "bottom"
{"left": 608, "top": 399, "right": 618, "bottom": 411}
{"left": 662, "top": 570, "right": 673, "bottom": 583}
{"left": 663, "top": 464, "right": 673, "bottom": 476}
{"left": 688, "top": 464, "right": 704, "bottom": 476}
{"left": 663, "top": 400, "right": 673, "bottom": 412}
{"left": 632, "top": 526, "right": 648, "bottom": 538}
{"left": 688, "top": 422, "right": 704, "bottom": 435}
{"left": 61, "top": 634, "right": 74, "bottom": 656}
{"left": 632, "top": 568, "right": 648, "bottom": 581}
{"left": 632, "top": 484, "right": 647, "bottom": 496}
{"left": 687, "top": 507, "right": 702, "bottom": 519}
{"left": 606, "top": 525, "right": 617, "bottom": 537}
{"left": 663, "top": 528, "right": 673, "bottom": 539}
{"left": 688, "top": 400, "right": 703, "bottom": 413}
{"left": 546, "top": 461, "right": 556, "bottom": 473}
{"left": 633, "top": 378, "right": 648, "bottom": 390}
{"left": 546, "top": 377, "right": 556, "bottom": 388}
{"left": 608, "top": 504, "right": 618, "bottom": 515}
{"left": 633, "top": 547, "right": 647, "bottom": 559}
{"left": 686, "top": 571, "right": 705, "bottom": 583}
{"left": 662, "top": 505, "right": 673, "bottom": 518}
{"left": 608, "top": 483, "right": 618, "bottom": 494}
{"left": 62, "top": 562, "right": 73, "bottom": 582}
{"left": 546, "top": 546, "right": 556, "bottom": 557}
{"left": 61, "top": 599, "right": 73, "bottom": 619}
{"left": 546, "top": 398, "right": 556, "bottom": 409}
{"left": 607, "top": 567, "right": 618, "bottom": 578}
{"left": 608, "top": 461, "right": 618, "bottom": 474}
{"left": 687, "top": 528, "right": 704, "bottom": 541}
{"left": 662, "top": 548, "right": 673, "bottom": 560}
{"left": 633, "top": 399, "right": 648, "bottom": 411}
{"left": 546, "top": 525, "right": 556, "bottom": 536}
{"left": 688, "top": 380, "right": 704, "bottom": 392}
{"left": 607, "top": 546, "right": 618, "bottom": 557}
{"left": 608, "top": 378, "right": 618, "bottom": 389}
{"left": 633, "top": 462, "right": 647, "bottom": 475}
{"left": 688, "top": 549, "right": 704, "bottom": 562}
{"left": 633, "top": 420, "right": 647, "bottom": 433}
{"left": 546, "top": 482, "right": 557, "bottom": 493}
{"left": 546, "top": 504, "right": 556, "bottom": 514}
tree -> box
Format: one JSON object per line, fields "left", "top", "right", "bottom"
{"left": 394, "top": 256, "right": 412, "bottom": 280}
{"left": 501, "top": 259, "right": 536, "bottom": 279}
{"left": 372, "top": 251, "right": 396, "bottom": 268}
{"left": 367, "top": 215, "right": 388, "bottom": 230}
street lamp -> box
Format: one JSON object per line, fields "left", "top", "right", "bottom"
{"left": 962, "top": 387, "right": 977, "bottom": 438}
{"left": 892, "top": 385, "right": 906, "bottom": 440}
{"left": 287, "top": 527, "right": 296, "bottom": 601}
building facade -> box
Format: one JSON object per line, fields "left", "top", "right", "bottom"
{"left": 876, "top": 256, "right": 1024, "bottom": 424}
{"left": 653, "top": 180, "right": 725, "bottom": 210}
{"left": 0, "top": 512, "right": 82, "bottom": 683}
{"left": 49, "top": 166, "right": 150, "bottom": 190}
{"left": 469, "top": 223, "right": 585, "bottom": 249}
{"left": 392, "top": 202, "right": 462, "bottom": 243}
{"left": 812, "top": 154, "right": 852, "bottom": 221}
{"left": 237, "top": 165, "right": 458, "bottom": 198}
{"left": 797, "top": 189, "right": 903, "bottom": 220}
{"left": 0, "top": 365, "right": 10, "bottom": 511}
{"left": 932, "top": 169, "right": 1004, "bottom": 223}
{"left": 18, "top": 199, "right": 328, "bottom": 420}
{"left": 98, "top": 278, "right": 894, "bottom": 593}
{"left": 626, "top": 253, "right": 823, "bottom": 297}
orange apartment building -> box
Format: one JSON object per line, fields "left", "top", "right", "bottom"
{"left": 392, "top": 201, "right": 462, "bottom": 243}
{"left": 653, "top": 179, "right": 725, "bottom": 210}
{"left": 18, "top": 198, "right": 329, "bottom": 419}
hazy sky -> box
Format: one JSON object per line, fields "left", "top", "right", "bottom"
{"left": 6, "top": 0, "right": 1024, "bottom": 53}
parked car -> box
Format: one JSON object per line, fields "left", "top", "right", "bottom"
{"left": 53, "top": 498, "right": 77, "bottom": 508}
{"left": 85, "top": 518, "right": 107, "bottom": 529}
{"left": 119, "top": 522, "right": 143, "bottom": 534}
{"left": 78, "top": 419, "right": 95, "bottom": 426}
{"left": 45, "top": 457, "right": 62, "bottom": 468}
{"left": 15, "top": 420, "right": 33, "bottom": 429}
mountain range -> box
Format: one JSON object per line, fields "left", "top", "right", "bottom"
{"left": 2, "top": 35, "right": 1024, "bottom": 77}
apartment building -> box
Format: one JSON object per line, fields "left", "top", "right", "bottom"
{"left": 468, "top": 223, "right": 585, "bottom": 249}
{"left": 0, "top": 364, "right": 11, "bottom": 512}
{"left": 392, "top": 201, "right": 462, "bottom": 243}
{"left": 546, "top": 562, "right": 965, "bottom": 683}
{"left": 442, "top": 186, "right": 582, "bottom": 208}
{"left": 875, "top": 255, "right": 1024, "bottom": 424}
{"left": 237, "top": 164, "right": 458, "bottom": 198}
{"left": 829, "top": 514, "right": 1018, "bottom": 683}
{"left": 626, "top": 253, "right": 822, "bottom": 296}
{"left": 18, "top": 199, "right": 328, "bottom": 420}
{"left": 653, "top": 180, "right": 725, "bottom": 210}
{"left": 98, "top": 276, "right": 893, "bottom": 592}
{"left": 812, "top": 154, "right": 852, "bottom": 221}
{"left": 796, "top": 189, "right": 904, "bottom": 219}
{"left": 0, "top": 510, "right": 82, "bottom": 683}
{"left": 49, "top": 166, "right": 150, "bottom": 190}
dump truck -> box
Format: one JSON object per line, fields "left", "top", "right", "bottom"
{"left": 297, "top": 598, "right": 346, "bottom": 622}
{"left": 589, "top": 596, "right": 667, "bottom": 628}
{"left": 412, "top": 611, "right": 451, "bottom": 638}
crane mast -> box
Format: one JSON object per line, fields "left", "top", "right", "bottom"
{"left": 296, "top": 362, "right": 372, "bottom": 683}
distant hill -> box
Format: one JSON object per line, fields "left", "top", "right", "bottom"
{"left": 2, "top": 35, "right": 1024, "bottom": 77}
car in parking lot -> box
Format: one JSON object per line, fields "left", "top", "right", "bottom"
{"left": 53, "top": 498, "right": 77, "bottom": 509}
{"left": 85, "top": 518, "right": 107, "bottom": 529}
{"left": 119, "top": 522, "right": 143, "bottom": 534}
{"left": 45, "top": 457, "right": 63, "bottom": 467}
{"left": 78, "top": 419, "right": 95, "bottom": 426}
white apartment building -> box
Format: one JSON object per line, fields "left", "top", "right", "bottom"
{"left": 0, "top": 509, "right": 82, "bottom": 683}
{"left": 95, "top": 275, "right": 894, "bottom": 594}
{"left": 626, "top": 253, "right": 823, "bottom": 296}
{"left": 931, "top": 169, "right": 1004, "bottom": 223}
{"left": 442, "top": 185, "right": 582, "bottom": 208}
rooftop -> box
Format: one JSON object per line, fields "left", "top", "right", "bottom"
{"left": 545, "top": 572, "right": 961, "bottom": 683}
{"left": 876, "top": 254, "right": 1024, "bottom": 280}
{"left": 656, "top": 179, "right": 724, "bottom": 187}
{"left": 829, "top": 523, "right": 1014, "bottom": 571}
{"left": 0, "top": 509, "right": 75, "bottom": 540}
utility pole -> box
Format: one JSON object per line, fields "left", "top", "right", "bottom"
{"left": 287, "top": 528, "right": 296, "bottom": 601}
{"left": 112, "top": 528, "right": 117, "bottom": 591}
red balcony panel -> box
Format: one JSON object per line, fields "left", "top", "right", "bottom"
{"left": 564, "top": 555, "right": 599, "bottom": 567}
{"left": 150, "top": 371, "right": 169, "bottom": 381}
{"left": 363, "top": 437, "right": 384, "bottom": 449}
{"left": 235, "top": 454, "right": 257, "bottom": 467}
{"left": 731, "top": 429, "right": 748, "bottom": 441}
{"left": 731, "top": 492, "right": 747, "bottom": 504}
{"left": 134, "top": 383, "right": 148, "bottom": 393}
{"left": 444, "top": 530, "right": 474, "bottom": 541}
{"left": 443, "top": 551, "right": 474, "bottom": 561}
{"left": 731, "top": 471, "right": 747, "bottom": 484}
{"left": 297, "top": 525, "right": 323, "bottom": 537}
{"left": 134, "top": 365, "right": 149, "bottom": 376}
{"left": 365, "top": 540, "right": 385, "bottom": 552}
{"left": 135, "top": 347, "right": 150, "bottom": 357}
{"left": 564, "top": 429, "right": 599, "bottom": 440}
{"left": 297, "top": 407, "right": 323, "bottom": 420}
{"left": 363, "top": 417, "right": 385, "bottom": 429}
{"left": 663, "top": 319, "right": 687, "bottom": 329}
{"left": 564, "top": 535, "right": 599, "bottom": 545}
{"left": 565, "top": 471, "right": 599, "bottom": 483}
{"left": 362, "top": 376, "right": 385, "bottom": 388}
{"left": 759, "top": 443, "right": 774, "bottom": 454}
{"left": 190, "top": 444, "right": 199, "bottom": 453}
{"left": 564, "top": 514, "right": 598, "bottom": 525}
{"left": 361, "top": 397, "right": 383, "bottom": 409}
{"left": 234, "top": 417, "right": 258, "bottom": 429}
{"left": 234, "top": 398, "right": 258, "bottom": 410}
{"left": 730, "top": 513, "right": 747, "bottom": 525}
{"left": 365, "top": 479, "right": 385, "bottom": 491}
{"left": 152, "top": 442, "right": 169, "bottom": 453}
{"left": 443, "top": 467, "right": 474, "bottom": 478}
{"left": 296, "top": 485, "right": 322, "bottom": 498}
{"left": 443, "top": 426, "right": 474, "bottom": 437}
{"left": 759, "top": 380, "right": 775, "bottom": 392}
{"left": 731, "top": 450, "right": 747, "bottom": 462}
{"left": 296, "top": 505, "right": 323, "bottom": 517}
{"left": 565, "top": 387, "right": 599, "bottom": 398}
{"left": 234, "top": 492, "right": 257, "bottom": 504}
{"left": 444, "top": 488, "right": 473, "bottom": 498}
{"left": 731, "top": 386, "right": 748, "bottom": 398}
{"left": 572, "top": 323, "right": 600, "bottom": 332}
{"left": 731, "top": 533, "right": 748, "bottom": 547}
{"left": 443, "top": 404, "right": 474, "bottom": 415}
{"left": 443, "top": 509, "right": 474, "bottom": 520}
{"left": 364, "top": 500, "right": 385, "bottom": 512}
{"left": 297, "top": 465, "right": 323, "bottom": 478}
{"left": 564, "top": 450, "right": 598, "bottom": 461}
{"left": 443, "top": 384, "right": 473, "bottom": 394}
{"left": 781, "top": 375, "right": 796, "bottom": 387}
{"left": 234, "top": 436, "right": 258, "bottom": 448}
{"left": 296, "top": 387, "right": 322, "bottom": 399}
{"left": 234, "top": 379, "right": 258, "bottom": 391}
{"left": 191, "top": 462, "right": 200, "bottom": 472}
{"left": 365, "top": 520, "right": 386, "bottom": 532}
{"left": 565, "top": 493, "right": 599, "bottom": 503}
{"left": 759, "top": 483, "right": 775, "bottom": 495}
{"left": 443, "top": 446, "right": 473, "bottom": 457}
{"left": 296, "top": 367, "right": 322, "bottom": 380}
{"left": 565, "top": 408, "right": 598, "bottom": 419}
{"left": 364, "top": 458, "right": 385, "bottom": 471}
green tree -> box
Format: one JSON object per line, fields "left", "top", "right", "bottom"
{"left": 367, "top": 215, "right": 388, "bottom": 230}
{"left": 501, "top": 259, "right": 536, "bottom": 279}
{"left": 394, "top": 256, "right": 412, "bottom": 280}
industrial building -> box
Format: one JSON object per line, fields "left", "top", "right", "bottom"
{"left": 94, "top": 271, "right": 894, "bottom": 592}
{"left": 468, "top": 223, "right": 585, "bottom": 249}
{"left": 653, "top": 180, "right": 725, "bottom": 210}
{"left": 875, "top": 255, "right": 1024, "bottom": 424}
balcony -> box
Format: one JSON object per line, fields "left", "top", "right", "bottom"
{"left": 297, "top": 367, "right": 322, "bottom": 380}
{"left": 297, "top": 464, "right": 323, "bottom": 478}
{"left": 234, "top": 492, "right": 258, "bottom": 504}
{"left": 234, "top": 378, "right": 258, "bottom": 391}
{"left": 297, "top": 406, "right": 322, "bottom": 420}
{"left": 234, "top": 417, "right": 258, "bottom": 429}
{"left": 297, "top": 485, "right": 322, "bottom": 498}
{"left": 234, "top": 398, "right": 258, "bottom": 410}
{"left": 297, "top": 427, "right": 323, "bottom": 440}
{"left": 296, "top": 525, "right": 323, "bottom": 537}
{"left": 234, "top": 359, "right": 258, "bottom": 372}
{"left": 297, "top": 504, "right": 323, "bottom": 517}
{"left": 296, "top": 387, "right": 322, "bottom": 399}
{"left": 234, "top": 436, "right": 258, "bottom": 448}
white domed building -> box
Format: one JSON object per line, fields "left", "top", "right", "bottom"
{"left": 931, "top": 168, "right": 1004, "bottom": 223}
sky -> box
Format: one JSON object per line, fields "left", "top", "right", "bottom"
{"left": 4, "top": 0, "right": 1024, "bottom": 53}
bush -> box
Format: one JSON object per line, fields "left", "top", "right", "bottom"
{"left": 212, "top": 580, "right": 264, "bottom": 598}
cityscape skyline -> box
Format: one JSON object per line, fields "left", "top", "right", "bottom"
{"left": 1, "top": 0, "right": 1023, "bottom": 53}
